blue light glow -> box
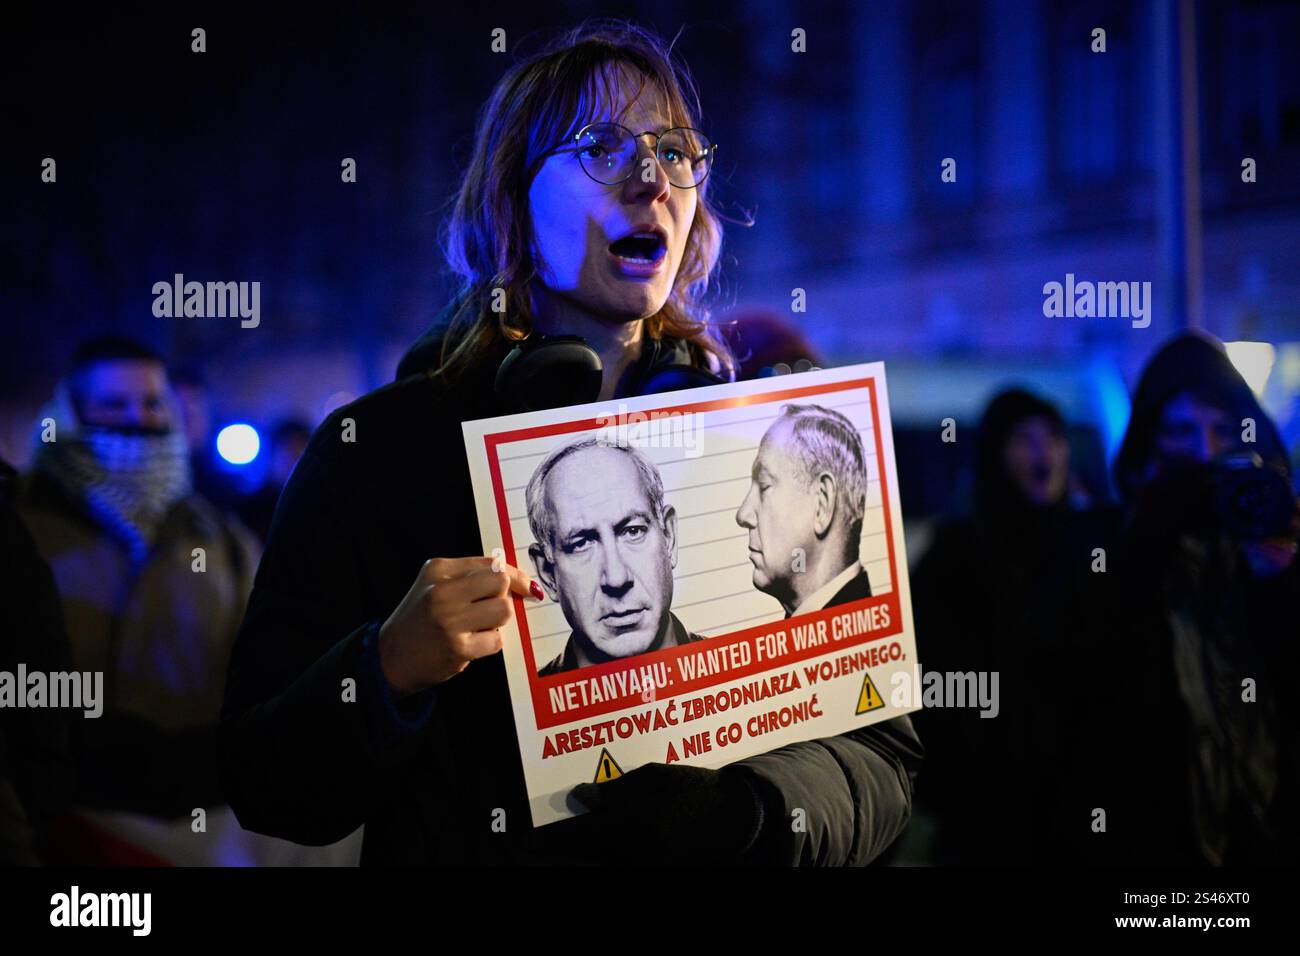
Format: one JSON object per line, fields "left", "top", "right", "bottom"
{"left": 216, "top": 423, "right": 261, "bottom": 465}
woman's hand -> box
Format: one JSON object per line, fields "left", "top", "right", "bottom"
{"left": 377, "top": 555, "right": 543, "bottom": 697}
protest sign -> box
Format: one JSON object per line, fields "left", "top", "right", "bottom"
{"left": 462, "top": 362, "right": 920, "bottom": 826}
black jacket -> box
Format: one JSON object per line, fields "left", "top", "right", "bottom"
{"left": 1065, "top": 335, "right": 1297, "bottom": 866}
{"left": 0, "top": 461, "right": 74, "bottom": 865}
{"left": 219, "top": 325, "right": 922, "bottom": 865}
{"left": 911, "top": 504, "right": 1118, "bottom": 865}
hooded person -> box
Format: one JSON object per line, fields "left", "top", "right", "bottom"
{"left": 18, "top": 337, "right": 359, "bottom": 866}
{"left": 1113, "top": 331, "right": 1292, "bottom": 546}
{"left": 909, "top": 387, "right": 1118, "bottom": 865}
{"left": 1064, "top": 332, "right": 1298, "bottom": 867}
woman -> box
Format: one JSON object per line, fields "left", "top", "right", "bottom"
{"left": 219, "top": 21, "right": 921, "bottom": 866}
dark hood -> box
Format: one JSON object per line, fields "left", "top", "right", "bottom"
{"left": 974, "top": 387, "right": 1067, "bottom": 521}
{"left": 1114, "top": 332, "right": 1288, "bottom": 502}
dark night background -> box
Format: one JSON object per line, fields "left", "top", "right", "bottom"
{"left": 7, "top": 0, "right": 1300, "bottom": 519}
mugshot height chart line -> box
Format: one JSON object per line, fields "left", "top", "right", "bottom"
{"left": 496, "top": 395, "right": 891, "bottom": 667}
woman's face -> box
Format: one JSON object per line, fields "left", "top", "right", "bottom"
{"left": 528, "top": 78, "right": 697, "bottom": 325}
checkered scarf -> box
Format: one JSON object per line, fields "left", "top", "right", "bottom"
{"left": 32, "top": 391, "right": 192, "bottom": 562}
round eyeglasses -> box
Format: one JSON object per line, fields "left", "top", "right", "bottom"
{"left": 572, "top": 122, "right": 715, "bottom": 189}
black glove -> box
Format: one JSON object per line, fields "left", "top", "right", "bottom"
{"left": 568, "top": 763, "right": 767, "bottom": 866}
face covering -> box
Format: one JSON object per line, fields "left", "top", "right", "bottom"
{"left": 33, "top": 396, "right": 193, "bottom": 562}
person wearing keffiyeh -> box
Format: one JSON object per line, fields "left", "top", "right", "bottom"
{"left": 31, "top": 384, "right": 192, "bottom": 563}
{"left": 16, "top": 338, "right": 358, "bottom": 866}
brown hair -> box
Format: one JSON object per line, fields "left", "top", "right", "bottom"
{"left": 435, "top": 20, "right": 733, "bottom": 382}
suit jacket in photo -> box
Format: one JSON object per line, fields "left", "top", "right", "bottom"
{"left": 824, "top": 566, "right": 872, "bottom": 609}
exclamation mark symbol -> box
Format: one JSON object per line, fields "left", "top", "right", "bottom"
{"left": 593, "top": 747, "right": 622, "bottom": 782}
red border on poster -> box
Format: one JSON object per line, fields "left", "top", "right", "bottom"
{"left": 482, "top": 377, "right": 902, "bottom": 731}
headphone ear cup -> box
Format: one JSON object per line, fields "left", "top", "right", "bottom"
{"left": 495, "top": 338, "right": 603, "bottom": 412}
{"left": 630, "top": 337, "right": 725, "bottom": 396}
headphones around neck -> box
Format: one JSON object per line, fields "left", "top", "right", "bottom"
{"left": 494, "top": 334, "right": 726, "bottom": 412}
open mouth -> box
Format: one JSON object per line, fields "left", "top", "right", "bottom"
{"left": 608, "top": 231, "right": 667, "bottom": 264}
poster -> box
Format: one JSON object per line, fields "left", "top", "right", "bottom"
{"left": 462, "top": 362, "right": 920, "bottom": 826}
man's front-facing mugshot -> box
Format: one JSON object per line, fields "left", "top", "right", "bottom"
{"left": 736, "top": 404, "right": 872, "bottom": 617}
{"left": 527, "top": 437, "right": 703, "bottom": 675}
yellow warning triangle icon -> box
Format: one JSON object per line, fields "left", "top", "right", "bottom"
{"left": 855, "top": 672, "right": 885, "bottom": 715}
{"left": 593, "top": 747, "right": 623, "bottom": 783}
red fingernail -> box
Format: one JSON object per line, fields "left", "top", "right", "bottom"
{"left": 529, "top": 580, "right": 544, "bottom": 601}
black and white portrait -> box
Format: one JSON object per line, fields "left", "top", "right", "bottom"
{"left": 526, "top": 437, "right": 704, "bottom": 675}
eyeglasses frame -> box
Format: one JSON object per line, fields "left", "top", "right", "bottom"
{"left": 568, "top": 121, "right": 716, "bottom": 189}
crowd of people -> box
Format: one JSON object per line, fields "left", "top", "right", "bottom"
{"left": 2, "top": 21, "right": 1295, "bottom": 868}
{"left": 3, "top": 326, "right": 1292, "bottom": 867}
{"left": 912, "top": 334, "right": 1297, "bottom": 867}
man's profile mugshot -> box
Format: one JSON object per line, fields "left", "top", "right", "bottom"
{"left": 736, "top": 403, "right": 871, "bottom": 617}
{"left": 527, "top": 437, "right": 703, "bottom": 674}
